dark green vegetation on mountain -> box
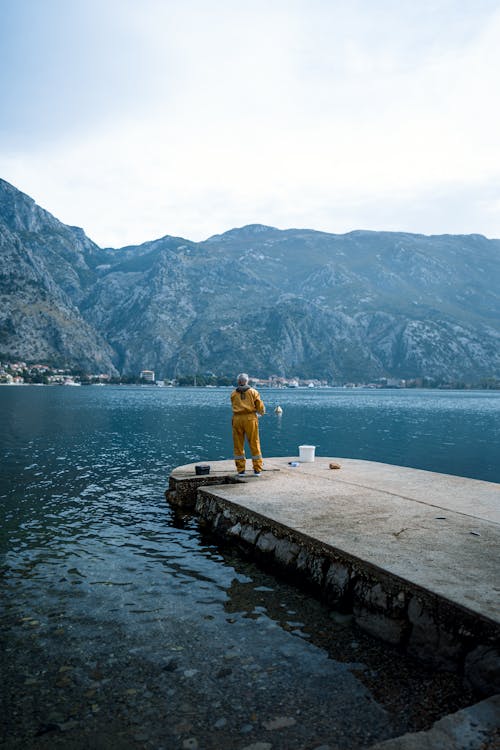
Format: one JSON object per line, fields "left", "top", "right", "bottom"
{"left": 1, "top": 178, "right": 499, "bottom": 381}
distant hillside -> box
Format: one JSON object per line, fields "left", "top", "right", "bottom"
{"left": 1, "top": 178, "right": 499, "bottom": 381}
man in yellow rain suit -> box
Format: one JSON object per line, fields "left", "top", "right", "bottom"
{"left": 231, "top": 373, "right": 265, "bottom": 476}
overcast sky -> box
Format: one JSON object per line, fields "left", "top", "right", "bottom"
{"left": 1, "top": 0, "right": 500, "bottom": 247}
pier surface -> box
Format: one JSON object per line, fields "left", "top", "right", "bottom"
{"left": 168, "top": 458, "right": 500, "bottom": 664}
{"left": 170, "top": 456, "right": 499, "bottom": 626}
{"left": 168, "top": 456, "right": 500, "bottom": 748}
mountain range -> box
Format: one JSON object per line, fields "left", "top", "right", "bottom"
{"left": 1, "top": 178, "right": 499, "bottom": 382}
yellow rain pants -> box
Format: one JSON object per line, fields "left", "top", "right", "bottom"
{"left": 232, "top": 413, "right": 263, "bottom": 473}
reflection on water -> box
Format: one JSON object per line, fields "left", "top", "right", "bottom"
{"left": 1, "top": 386, "right": 494, "bottom": 748}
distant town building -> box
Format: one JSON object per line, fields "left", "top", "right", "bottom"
{"left": 140, "top": 369, "right": 155, "bottom": 382}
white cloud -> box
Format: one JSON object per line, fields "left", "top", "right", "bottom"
{"left": 1, "top": 1, "right": 500, "bottom": 244}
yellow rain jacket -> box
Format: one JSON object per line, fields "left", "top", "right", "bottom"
{"left": 231, "top": 386, "right": 265, "bottom": 473}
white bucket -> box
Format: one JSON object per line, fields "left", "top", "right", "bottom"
{"left": 299, "top": 445, "right": 316, "bottom": 462}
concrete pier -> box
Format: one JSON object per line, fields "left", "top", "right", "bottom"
{"left": 167, "top": 456, "right": 500, "bottom": 747}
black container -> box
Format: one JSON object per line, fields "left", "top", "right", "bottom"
{"left": 195, "top": 464, "right": 210, "bottom": 475}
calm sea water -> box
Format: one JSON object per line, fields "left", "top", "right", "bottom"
{"left": 1, "top": 386, "right": 498, "bottom": 749}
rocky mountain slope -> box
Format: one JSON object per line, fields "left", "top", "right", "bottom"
{"left": 0, "top": 181, "right": 117, "bottom": 373}
{"left": 1, "top": 178, "right": 499, "bottom": 381}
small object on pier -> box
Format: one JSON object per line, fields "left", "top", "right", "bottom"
{"left": 329, "top": 461, "right": 341, "bottom": 470}
{"left": 288, "top": 461, "right": 299, "bottom": 467}
{"left": 392, "top": 527, "right": 409, "bottom": 537}
{"left": 274, "top": 405, "right": 283, "bottom": 414}
{"left": 299, "top": 445, "right": 316, "bottom": 462}
{"left": 195, "top": 464, "right": 210, "bottom": 475}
